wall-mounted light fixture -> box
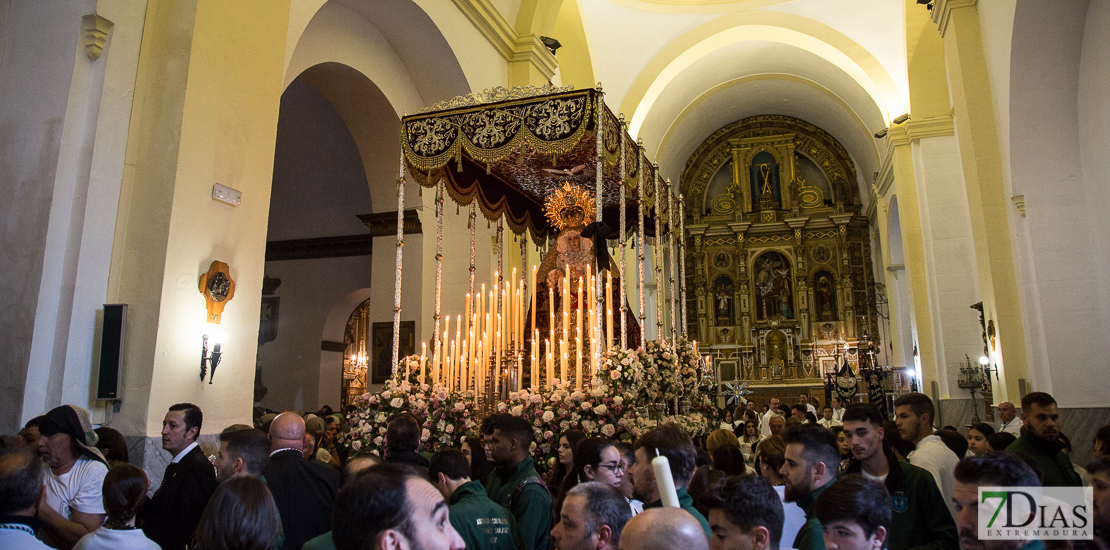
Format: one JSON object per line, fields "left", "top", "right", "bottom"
{"left": 200, "top": 326, "right": 226, "bottom": 383}
{"left": 199, "top": 261, "right": 235, "bottom": 383}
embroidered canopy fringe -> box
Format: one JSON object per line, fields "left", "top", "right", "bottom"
{"left": 400, "top": 87, "right": 658, "bottom": 245}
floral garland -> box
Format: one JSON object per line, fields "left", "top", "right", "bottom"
{"left": 596, "top": 347, "right": 644, "bottom": 403}
{"left": 343, "top": 356, "right": 475, "bottom": 456}
{"left": 344, "top": 340, "right": 716, "bottom": 467}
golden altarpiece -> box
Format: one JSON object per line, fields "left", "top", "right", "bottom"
{"left": 682, "top": 116, "right": 879, "bottom": 396}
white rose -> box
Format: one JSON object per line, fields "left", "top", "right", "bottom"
{"left": 601, "top": 424, "right": 616, "bottom": 437}
{"left": 421, "top": 428, "right": 431, "bottom": 442}
{"left": 445, "top": 424, "right": 455, "bottom": 433}
{"left": 542, "top": 411, "right": 555, "bottom": 422}
{"left": 581, "top": 402, "right": 592, "bottom": 411}
{"left": 613, "top": 396, "right": 623, "bottom": 406}
{"left": 351, "top": 440, "right": 362, "bottom": 451}
{"left": 594, "top": 404, "right": 608, "bottom": 415}
{"left": 390, "top": 397, "right": 404, "bottom": 408}
{"left": 374, "top": 436, "right": 383, "bottom": 446}
{"left": 544, "top": 430, "right": 554, "bottom": 440}
{"left": 511, "top": 405, "right": 524, "bottom": 416}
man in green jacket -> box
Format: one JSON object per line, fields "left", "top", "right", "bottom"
{"left": 841, "top": 404, "right": 958, "bottom": 550}
{"left": 485, "top": 416, "right": 552, "bottom": 550}
{"left": 628, "top": 424, "right": 712, "bottom": 538}
{"left": 780, "top": 424, "right": 839, "bottom": 550}
{"left": 1005, "top": 391, "right": 1081, "bottom": 487}
{"left": 431, "top": 449, "right": 518, "bottom": 550}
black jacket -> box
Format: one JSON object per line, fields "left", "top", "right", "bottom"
{"left": 141, "top": 445, "right": 218, "bottom": 550}
{"left": 385, "top": 449, "right": 430, "bottom": 469}
{"left": 263, "top": 449, "right": 340, "bottom": 550}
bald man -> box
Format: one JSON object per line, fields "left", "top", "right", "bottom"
{"left": 263, "top": 412, "right": 340, "bottom": 550}
{"left": 619, "top": 507, "right": 710, "bottom": 550}
{"left": 997, "top": 402, "right": 1022, "bottom": 436}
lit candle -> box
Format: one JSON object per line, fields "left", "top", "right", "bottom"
{"left": 575, "top": 336, "right": 582, "bottom": 390}
{"left": 420, "top": 343, "right": 427, "bottom": 384}
{"left": 546, "top": 342, "right": 554, "bottom": 388}
{"left": 652, "top": 450, "right": 680, "bottom": 508}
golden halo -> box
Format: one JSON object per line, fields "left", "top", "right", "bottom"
{"left": 544, "top": 182, "right": 596, "bottom": 231}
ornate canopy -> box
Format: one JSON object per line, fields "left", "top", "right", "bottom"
{"left": 401, "top": 86, "right": 665, "bottom": 244}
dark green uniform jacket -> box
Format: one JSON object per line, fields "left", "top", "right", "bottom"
{"left": 449, "top": 480, "right": 519, "bottom": 550}
{"left": 1006, "top": 429, "right": 1082, "bottom": 487}
{"left": 485, "top": 456, "right": 551, "bottom": 550}
{"left": 844, "top": 449, "right": 959, "bottom": 550}
{"left": 301, "top": 532, "right": 335, "bottom": 550}
{"left": 793, "top": 478, "right": 835, "bottom": 550}
{"left": 643, "top": 487, "right": 712, "bottom": 538}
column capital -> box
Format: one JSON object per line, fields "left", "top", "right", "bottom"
{"left": 932, "top": 0, "right": 978, "bottom": 38}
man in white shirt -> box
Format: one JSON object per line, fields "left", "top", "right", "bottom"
{"left": 760, "top": 397, "right": 783, "bottom": 437}
{"left": 817, "top": 406, "right": 841, "bottom": 428}
{"left": 893, "top": 393, "right": 959, "bottom": 520}
{"left": 996, "top": 401, "right": 1023, "bottom": 435}
{"left": 799, "top": 393, "right": 818, "bottom": 417}
{"left": 36, "top": 405, "right": 109, "bottom": 550}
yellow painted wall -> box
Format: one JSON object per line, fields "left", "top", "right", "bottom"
{"left": 109, "top": 0, "right": 292, "bottom": 437}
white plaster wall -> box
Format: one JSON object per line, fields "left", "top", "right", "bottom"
{"left": 0, "top": 1, "right": 146, "bottom": 431}
{"left": 910, "top": 135, "right": 981, "bottom": 399}
{"left": 1008, "top": 0, "right": 1109, "bottom": 406}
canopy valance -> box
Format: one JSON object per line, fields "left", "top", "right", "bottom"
{"left": 401, "top": 86, "right": 666, "bottom": 244}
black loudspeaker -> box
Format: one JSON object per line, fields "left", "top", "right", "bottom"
{"left": 96, "top": 304, "right": 127, "bottom": 400}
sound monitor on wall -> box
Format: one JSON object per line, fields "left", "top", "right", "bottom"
{"left": 97, "top": 304, "right": 127, "bottom": 401}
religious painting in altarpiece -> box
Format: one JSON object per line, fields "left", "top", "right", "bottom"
{"left": 680, "top": 115, "right": 879, "bottom": 388}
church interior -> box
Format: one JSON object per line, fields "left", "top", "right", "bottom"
{"left": 3, "top": 0, "right": 1109, "bottom": 471}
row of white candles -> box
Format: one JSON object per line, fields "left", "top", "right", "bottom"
{"left": 418, "top": 265, "right": 619, "bottom": 396}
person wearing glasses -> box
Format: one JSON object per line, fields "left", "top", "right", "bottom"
{"left": 558, "top": 438, "right": 624, "bottom": 517}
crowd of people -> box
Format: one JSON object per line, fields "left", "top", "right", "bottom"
{"left": 2, "top": 389, "right": 1108, "bottom": 550}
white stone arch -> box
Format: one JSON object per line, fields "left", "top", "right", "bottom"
{"left": 318, "top": 288, "right": 374, "bottom": 408}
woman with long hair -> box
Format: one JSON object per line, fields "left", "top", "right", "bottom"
{"left": 706, "top": 429, "right": 740, "bottom": 455}
{"left": 738, "top": 420, "right": 762, "bottom": 466}
{"left": 460, "top": 436, "right": 490, "bottom": 482}
{"left": 74, "top": 464, "right": 159, "bottom": 550}
{"left": 967, "top": 423, "right": 995, "bottom": 456}
{"left": 549, "top": 429, "right": 586, "bottom": 488}
{"left": 193, "top": 476, "right": 281, "bottom": 550}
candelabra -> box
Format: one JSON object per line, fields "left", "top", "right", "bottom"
{"left": 957, "top": 354, "right": 988, "bottom": 423}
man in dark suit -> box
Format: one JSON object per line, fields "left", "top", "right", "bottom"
{"left": 141, "top": 403, "right": 219, "bottom": 550}
{"left": 263, "top": 412, "right": 340, "bottom": 550}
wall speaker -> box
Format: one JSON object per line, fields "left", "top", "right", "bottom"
{"left": 96, "top": 304, "right": 127, "bottom": 400}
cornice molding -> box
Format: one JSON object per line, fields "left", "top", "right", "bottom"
{"left": 358, "top": 209, "right": 423, "bottom": 236}
{"left": 82, "top": 13, "right": 113, "bottom": 61}
{"left": 931, "top": 0, "right": 978, "bottom": 38}
{"left": 905, "top": 116, "right": 955, "bottom": 141}
{"left": 451, "top": 0, "right": 558, "bottom": 80}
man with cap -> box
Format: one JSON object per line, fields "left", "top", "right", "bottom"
{"left": 36, "top": 405, "right": 109, "bottom": 550}
{"left": 141, "top": 403, "right": 219, "bottom": 550}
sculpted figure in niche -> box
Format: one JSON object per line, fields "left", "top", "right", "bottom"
{"left": 815, "top": 272, "right": 837, "bottom": 322}
{"left": 754, "top": 252, "right": 794, "bottom": 321}
{"left": 713, "top": 275, "right": 734, "bottom": 326}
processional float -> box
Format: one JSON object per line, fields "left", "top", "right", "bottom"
{"left": 390, "top": 85, "right": 691, "bottom": 416}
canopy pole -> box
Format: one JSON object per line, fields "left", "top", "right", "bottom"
{"left": 654, "top": 168, "right": 664, "bottom": 339}
{"left": 678, "top": 193, "right": 688, "bottom": 338}
{"left": 667, "top": 182, "right": 678, "bottom": 347}
{"left": 594, "top": 86, "right": 605, "bottom": 373}
{"left": 469, "top": 203, "right": 476, "bottom": 313}
{"left": 618, "top": 115, "right": 628, "bottom": 350}
{"left": 391, "top": 152, "right": 406, "bottom": 373}
{"left": 433, "top": 179, "right": 444, "bottom": 362}
{"left": 637, "top": 141, "right": 647, "bottom": 345}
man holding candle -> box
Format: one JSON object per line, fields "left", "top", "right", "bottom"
{"left": 628, "top": 424, "right": 711, "bottom": 538}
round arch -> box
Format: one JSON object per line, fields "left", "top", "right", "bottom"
{"left": 621, "top": 10, "right": 907, "bottom": 137}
